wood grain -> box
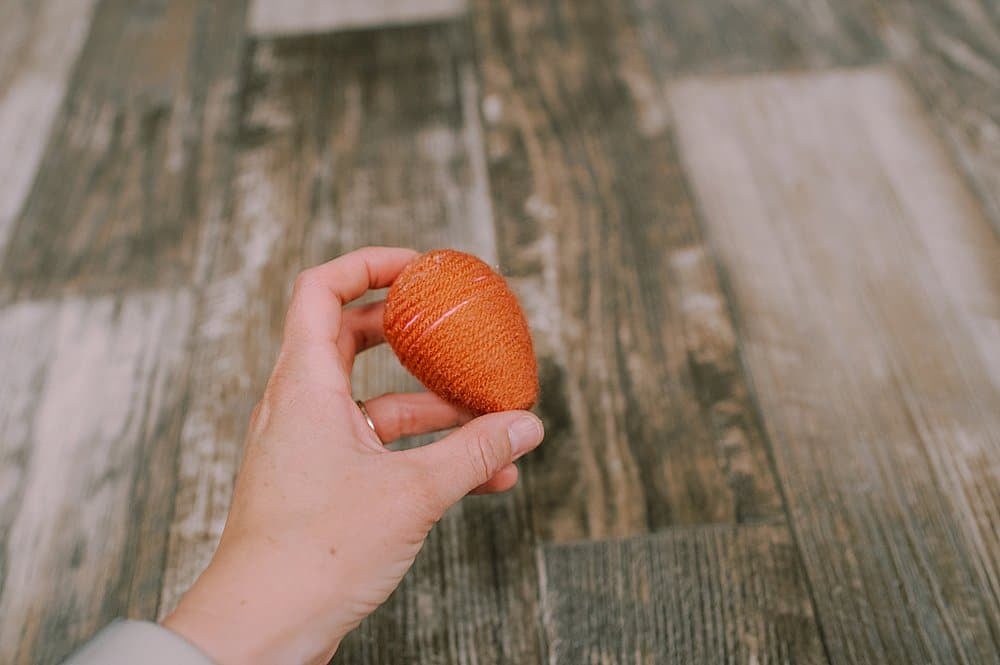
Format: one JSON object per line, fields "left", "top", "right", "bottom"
{"left": 0, "top": 291, "right": 193, "bottom": 665}
{"left": 249, "top": 0, "right": 466, "bottom": 36}
{"left": 158, "top": 22, "right": 544, "bottom": 664}
{"left": 670, "top": 67, "right": 1000, "bottom": 664}
{"left": 0, "top": 0, "right": 249, "bottom": 300}
{"left": 4, "top": 0, "right": 998, "bottom": 661}
{"left": 472, "top": 0, "right": 784, "bottom": 542}
{"left": 632, "top": 0, "right": 1000, "bottom": 239}
{"left": 539, "top": 526, "right": 826, "bottom": 664}
{"left": 868, "top": 0, "right": 1000, "bottom": 235}
{"left": 632, "top": 0, "right": 883, "bottom": 77}
{"left": 0, "top": 0, "right": 97, "bottom": 253}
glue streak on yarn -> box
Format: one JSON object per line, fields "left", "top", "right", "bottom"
{"left": 401, "top": 312, "right": 422, "bottom": 333}
{"left": 412, "top": 298, "right": 476, "bottom": 345}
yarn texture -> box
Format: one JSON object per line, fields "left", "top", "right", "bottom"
{"left": 384, "top": 249, "right": 539, "bottom": 414}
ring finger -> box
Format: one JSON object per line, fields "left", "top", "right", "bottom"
{"left": 361, "top": 392, "right": 471, "bottom": 444}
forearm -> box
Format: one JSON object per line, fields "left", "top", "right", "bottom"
{"left": 161, "top": 552, "right": 349, "bottom": 665}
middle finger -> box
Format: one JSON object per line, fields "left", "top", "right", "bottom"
{"left": 338, "top": 300, "right": 387, "bottom": 367}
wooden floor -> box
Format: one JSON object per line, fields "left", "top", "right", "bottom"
{"left": 1, "top": 1, "right": 999, "bottom": 663}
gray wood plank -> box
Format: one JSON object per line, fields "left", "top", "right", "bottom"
{"left": 471, "top": 0, "right": 784, "bottom": 542}
{"left": 158, "top": 23, "right": 544, "bottom": 664}
{"left": 868, "top": 0, "right": 1000, "bottom": 235}
{"left": 0, "top": 0, "right": 249, "bottom": 300}
{"left": 0, "top": 0, "right": 97, "bottom": 254}
{"left": 631, "top": 0, "right": 884, "bottom": 77}
{"left": 669, "top": 67, "right": 1000, "bottom": 664}
{"left": 249, "top": 0, "right": 466, "bottom": 36}
{"left": 539, "top": 526, "right": 826, "bottom": 665}
{"left": 0, "top": 291, "right": 194, "bottom": 665}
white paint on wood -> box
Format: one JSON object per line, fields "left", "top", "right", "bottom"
{"left": 0, "top": 290, "right": 192, "bottom": 660}
{"left": 460, "top": 65, "right": 499, "bottom": 267}
{"left": 160, "top": 34, "right": 499, "bottom": 615}
{"left": 157, "top": 156, "right": 285, "bottom": 617}
{"left": 670, "top": 67, "right": 1000, "bottom": 663}
{"left": 876, "top": 2, "right": 1000, "bottom": 238}
{"left": 0, "top": 0, "right": 97, "bottom": 252}
{"left": 249, "top": 0, "right": 466, "bottom": 36}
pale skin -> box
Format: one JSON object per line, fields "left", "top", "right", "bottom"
{"left": 162, "top": 247, "right": 545, "bottom": 664}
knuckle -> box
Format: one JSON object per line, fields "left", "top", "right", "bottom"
{"left": 292, "top": 268, "right": 319, "bottom": 293}
{"left": 259, "top": 386, "right": 286, "bottom": 418}
{"left": 264, "top": 361, "right": 294, "bottom": 395}
{"left": 392, "top": 397, "right": 419, "bottom": 436}
{"left": 261, "top": 363, "right": 308, "bottom": 411}
{"left": 466, "top": 432, "right": 506, "bottom": 483}
{"left": 247, "top": 399, "right": 270, "bottom": 435}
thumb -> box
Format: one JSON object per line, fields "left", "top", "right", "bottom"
{"left": 412, "top": 411, "right": 544, "bottom": 509}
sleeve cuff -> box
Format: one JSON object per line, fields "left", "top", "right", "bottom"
{"left": 64, "top": 620, "right": 216, "bottom": 665}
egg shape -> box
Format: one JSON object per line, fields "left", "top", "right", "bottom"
{"left": 384, "top": 249, "right": 539, "bottom": 414}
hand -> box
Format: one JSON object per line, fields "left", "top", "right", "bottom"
{"left": 162, "top": 247, "right": 545, "bottom": 664}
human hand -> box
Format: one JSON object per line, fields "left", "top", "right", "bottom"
{"left": 162, "top": 247, "right": 545, "bottom": 664}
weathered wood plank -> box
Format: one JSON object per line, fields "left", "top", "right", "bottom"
{"left": 0, "top": 0, "right": 97, "bottom": 254}
{"left": 867, "top": 0, "right": 1000, "bottom": 235}
{"left": 539, "top": 526, "right": 826, "bottom": 664}
{"left": 0, "top": 291, "right": 194, "bottom": 665}
{"left": 0, "top": 0, "right": 249, "bottom": 300}
{"left": 249, "top": 0, "right": 466, "bottom": 36}
{"left": 159, "top": 23, "right": 543, "bottom": 664}
{"left": 631, "top": 0, "right": 883, "bottom": 77}
{"left": 669, "top": 67, "right": 1000, "bottom": 664}
{"left": 472, "top": 0, "right": 784, "bottom": 542}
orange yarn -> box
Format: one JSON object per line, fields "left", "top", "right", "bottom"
{"left": 384, "top": 249, "right": 539, "bottom": 414}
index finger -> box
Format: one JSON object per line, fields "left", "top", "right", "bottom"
{"left": 284, "top": 246, "right": 418, "bottom": 346}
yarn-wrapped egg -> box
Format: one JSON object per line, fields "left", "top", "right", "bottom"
{"left": 384, "top": 249, "right": 539, "bottom": 414}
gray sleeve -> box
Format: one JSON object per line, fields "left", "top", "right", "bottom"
{"left": 64, "top": 620, "right": 215, "bottom": 665}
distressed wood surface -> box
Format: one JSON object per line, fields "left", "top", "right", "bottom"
{"left": 670, "top": 67, "right": 1000, "bottom": 664}
{"left": 632, "top": 0, "right": 883, "bottom": 76}
{"left": 3, "top": 0, "right": 1000, "bottom": 662}
{"left": 0, "top": 0, "right": 97, "bottom": 253}
{"left": 0, "top": 292, "right": 193, "bottom": 665}
{"left": 0, "top": 0, "right": 249, "bottom": 301}
{"left": 249, "top": 0, "right": 466, "bottom": 36}
{"left": 539, "top": 526, "right": 825, "bottom": 664}
{"left": 472, "top": 0, "right": 784, "bottom": 543}
{"left": 869, "top": 0, "right": 1000, "bottom": 235}
{"left": 158, "top": 22, "right": 546, "bottom": 664}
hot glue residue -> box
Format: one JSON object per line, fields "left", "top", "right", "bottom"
{"left": 414, "top": 298, "right": 476, "bottom": 343}
{"left": 401, "top": 312, "right": 422, "bottom": 332}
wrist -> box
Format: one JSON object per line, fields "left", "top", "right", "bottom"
{"left": 162, "top": 549, "right": 349, "bottom": 665}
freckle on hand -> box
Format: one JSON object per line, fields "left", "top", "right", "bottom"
{"left": 328, "top": 546, "right": 337, "bottom": 557}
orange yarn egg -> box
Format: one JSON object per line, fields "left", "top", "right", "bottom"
{"left": 384, "top": 249, "right": 539, "bottom": 414}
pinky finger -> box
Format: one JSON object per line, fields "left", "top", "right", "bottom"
{"left": 469, "top": 464, "right": 519, "bottom": 495}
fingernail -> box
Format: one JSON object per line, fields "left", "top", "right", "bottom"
{"left": 508, "top": 415, "right": 543, "bottom": 456}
